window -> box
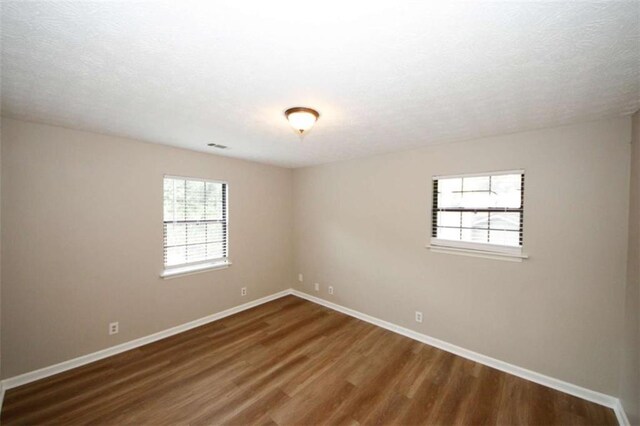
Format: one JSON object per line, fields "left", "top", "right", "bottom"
{"left": 431, "top": 170, "right": 525, "bottom": 257}
{"left": 162, "top": 176, "right": 229, "bottom": 277}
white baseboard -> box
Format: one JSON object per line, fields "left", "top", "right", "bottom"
{"left": 614, "top": 399, "right": 632, "bottom": 426}
{"left": 289, "top": 289, "right": 629, "bottom": 426}
{"left": 1, "top": 290, "right": 291, "bottom": 391}
{"left": 0, "top": 382, "right": 5, "bottom": 416}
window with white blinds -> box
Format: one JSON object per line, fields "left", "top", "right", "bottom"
{"left": 163, "top": 176, "right": 228, "bottom": 271}
{"left": 431, "top": 171, "right": 524, "bottom": 254}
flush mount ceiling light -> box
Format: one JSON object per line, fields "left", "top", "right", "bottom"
{"left": 284, "top": 107, "right": 320, "bottom": 137}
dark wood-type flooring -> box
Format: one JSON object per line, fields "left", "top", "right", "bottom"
{"left": 1, "top": 295, "right": 617, "bottom": 425}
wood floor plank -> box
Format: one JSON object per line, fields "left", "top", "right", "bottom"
{"left": 1, "top": 296, "right": 618, "bottom": 425}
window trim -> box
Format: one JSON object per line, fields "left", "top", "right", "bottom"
{"left": 161, "top": 175, "right": 230, "bottom": 278}
{"left": 429, "top": 169, "right": 527, "bottom": 260}
{"left": 432, "top": 169, "right": 524, "bottom": 180}
{"left": 426, "top": 244, "right": 528, "bottom": 262}
{"left": 161, "top": 259, "right": 232, "bottom": 279}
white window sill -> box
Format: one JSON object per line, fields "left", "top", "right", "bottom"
{"left": 426, "top": 245, "right": 528, "bottom": 262}
{"left": 161, "top": 260, "right": 232, "bottom": 279}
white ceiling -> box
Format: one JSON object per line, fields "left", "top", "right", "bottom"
{"left": 2, "top": 1, "right": 639, "bottom": 168}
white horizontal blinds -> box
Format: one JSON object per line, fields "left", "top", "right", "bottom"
{"left": 432, "top": 173, "right": 524, "bottom": 247}
{"left": 163, "top": 177, "right": 227, "bottom": 267}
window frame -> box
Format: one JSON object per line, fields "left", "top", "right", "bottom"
{"left": 161, "top": 175, "right": 230, "bottom": 278}
{"left": 430, "top": 170, "right": 527, "bottom": 260}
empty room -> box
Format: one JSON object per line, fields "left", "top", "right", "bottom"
{"left": 0, "top": 1, "right": 639, "bottom": 425}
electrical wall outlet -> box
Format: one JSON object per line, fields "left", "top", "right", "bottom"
{"left": 298, "top": 273, "right": 304, "bottom": 282}
{"left": 241, "top": 287, "right": 247, "bottom": 296}
{"left": 109, "top": 322, "right": 119, "bottom": 335}
{"left": 415, "top": 312, "right": 423, "bottom": 323}
{"left": 328, "top": 286, "right": 334, "bottom": 295}
{"left": 314, "top": 283, "right": 320, "bottom": 292}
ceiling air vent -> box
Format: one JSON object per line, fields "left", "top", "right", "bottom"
{"left": 207, "top": 143, "right": 228, "bottom": 149}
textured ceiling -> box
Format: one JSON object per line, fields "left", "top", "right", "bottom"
{"left": 2, "top": 1, "right": 639, "bottom": 168}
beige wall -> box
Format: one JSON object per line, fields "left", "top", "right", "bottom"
{"left": 293, "top": 117, "right": 631, "bottom": 395}
{"left": 0, "top": 118, "right": 294, "bottom": 378}
{"left": 622, "top": 110, "right": 640, "bottom": 424}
